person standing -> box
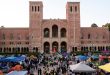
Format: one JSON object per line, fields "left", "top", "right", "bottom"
{"left": 38, "top": 68, "right": 41, "bottom": 75}
{"left": 39, "top": 68, "right": 42, "bottom": 75}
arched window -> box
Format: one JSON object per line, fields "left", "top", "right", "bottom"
{"left": 108, "top": 46, "right": 110, "bottom": 50}
{"left": 106, "top": 46, "right": 109, "bottom": 51}
{"left": 35, "top": 6, "right": 36, "bottom": 12}
{"left": 21, "top": 47, "right": 24, "bottom": 53}
{"left": 32, "top": 6, "right": 34, "bottom": 11}
{"left": 96, "top": 34, "right": 98, "bottom": 39}
{"left": 81, "top": 47, "right": 84, "bottom": 51}
{"left": 83, "top": 47, "right": 86, "bottom": 51}
{"left": 38, "top": 6, "right": 40, "bottom": 11}
{"left": 94, "top": 47, "right": 96, "bottom": 51}
{"left": 26, "top": 47, "right": 29, "bottom": 52}
{"left": 17, "top": 47, "right": 20, "bottom": 53}
{"left": 61, "top": 28, "right": 66, "bottom": 37}
{"left": 103, "top": 36, "right": 105, "bottom": 39}
{"left": 72, "top": 47, "right": 75, "bottom": 52}
{"left": 13, "top": 48, "right": 15, "bottom": 52}
{"left": 33, "top": 47, "right": 38, "bottom": 52}
{"left": 61, "top": 42, "right": 67, "bottom": 52}
{"left": 85, "top": 47, "right": 88, "bottom": 51}
{"left": 75, "top": 47, "right": 77, "bottom": 51}
{"left": 100, "top": 46, "right": 103, "bottom": 51}
{"left": 17, "top": 34, "right": 21, "bottom": 40}
{"left": 10, "top": 33, "right": 14, "bottom": 40}
{"left": 88, "top": 34, "right": 91, "bottom": 39}
{"left": 70, "top": 6, "right": 72, "bottom": 12}
{"left": 25, "top": 35, "right": 29, "bottom": 40}
{"left": 75, "top": 6, "right": 77, "bottom": 12}
{"left": 52, "top": 25, "right": 58, "bottom": 37}
{"left": 44, "top": 42, "right": 50, "bottom": 53}
{"left": 72, "top": 47, "right": 77, "bottom": 52}
{"left": 9, "top": 48, "right": 11, "bottom": 52}
{"left": 2, "top": 33, "right": 5, "bottom": 40}
{"left": 102, "top": 46, "right": 105, "bottom": 50}
{"left": 0, "top": 48, "right": 2, "bottom": 52}
{"left": 44, "top": 28, "right": 49, "bottom": 37}
{"left": 98, "top": 46, "right": 101, "bottom": 51}
{"left": 4, "top": 48, "right": 6, "bottom": 52}
{"left": 81, "top": 33, "right": 83, "bottom": 39}
{"left": 89, "top": 47, "right": 92, "bottom": 51}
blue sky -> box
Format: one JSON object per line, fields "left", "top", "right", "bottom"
{"left": 0, "top": 0, "right": 110, "bottom": 27}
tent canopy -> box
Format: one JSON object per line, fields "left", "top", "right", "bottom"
{"left": 99, "top": 63, "right": 110, "bottom": 72}
{"left": 91, "top": 55, "right": 99, "bottom": 59}
{"left": 0, "top": 56, "right": 25, "bottom": 62}
{"left": 69, "top": 62, "right": 96, "bottom": 72}
{"left": 76, "top": 55, "right": 88, "bottom": 61}
{"left": 6, "top": 71, "right": 28, "bottom": 75}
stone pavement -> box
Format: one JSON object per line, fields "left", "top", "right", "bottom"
{"left": 33, "top": 66, "right": 57, "bottom": 75}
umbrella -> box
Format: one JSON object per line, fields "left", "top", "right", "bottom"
{"left": 77, "top": 55, "right": 88, "bottom": 61}
{"left": 99, "top": 63, "right": 110, "bottom": 72}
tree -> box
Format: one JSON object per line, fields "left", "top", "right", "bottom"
{"left": 102, "top": 23, "right": 110, "bottom": 31}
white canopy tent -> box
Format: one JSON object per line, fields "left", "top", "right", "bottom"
{"left": 69, "top": 62, "right": 96, "bottom": 72}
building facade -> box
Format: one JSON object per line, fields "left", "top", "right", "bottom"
{"left": 0, "top": 1, "right": 110, "bottom": 54}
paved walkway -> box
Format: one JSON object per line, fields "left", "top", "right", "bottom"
{"left": 33, "top": 66, "right": 57, "bottom": 75}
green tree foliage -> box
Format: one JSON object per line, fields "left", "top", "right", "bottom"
{"left": 102, "top": 23, "right": 110, "bottom": 31}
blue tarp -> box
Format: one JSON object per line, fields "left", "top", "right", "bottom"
{"left": 0, "top": 56, "right": 25, "bottom": 62}
{"left": 91, "top": 55, "right": 99, "bottom": 59}
{"left": 11, "top": 56, "right": 25, "bottom": 62}
{"left": 77, "top": 55, "right": 88, "bottom": 61}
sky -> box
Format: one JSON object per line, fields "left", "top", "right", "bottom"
{"left": 0, "top": 0, "right": 110, "bottom": 27}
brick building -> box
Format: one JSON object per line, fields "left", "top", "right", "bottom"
{"left": 0, "top": 1, "right": 110, "bottom": 54}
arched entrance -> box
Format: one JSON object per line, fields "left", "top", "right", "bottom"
{"left": 61, "top": 42, "right": 67, "bottom": 52}
{"left": 44, "top": 42, "right": 50, "bottom": 53}
{"left": 52, "top": 42, "right": 58, "bottom": 53}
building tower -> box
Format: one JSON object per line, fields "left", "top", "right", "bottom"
{"left": 66, "top": 2, "right": 81, "bottom": 52}
{"left": 29, "top": 1, "right": 43, "bottom": 53}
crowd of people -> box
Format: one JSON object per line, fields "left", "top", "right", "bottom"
{"left": 0, "top": 52, "right": 110, "bottom": 75}
{"left": 25, "top": 53, "right": 70, "bottom": 75}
